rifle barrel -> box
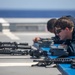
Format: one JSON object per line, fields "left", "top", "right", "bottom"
{"left": 33, "top": 58, "right": 75, "bottom": 64}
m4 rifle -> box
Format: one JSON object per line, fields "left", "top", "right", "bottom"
{"left": 0, "top": 42, "right": 31, "bottom": 55}
{"left": 31, "top": 58, "right": 75, "bottom": 69}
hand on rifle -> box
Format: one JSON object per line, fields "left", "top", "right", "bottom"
{"left": 33, "top": 37, "right": 40, "bottom": 42}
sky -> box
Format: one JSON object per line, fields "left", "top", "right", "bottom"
{"left": 0, "top": 0, "right": 75, "bottom": 10}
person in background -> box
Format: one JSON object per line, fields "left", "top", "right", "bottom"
{"left": 33, "top": 18, "right": 57, "bottom": 42}
{"left": 47, "top": 18, "right": 57, "bottom": 33}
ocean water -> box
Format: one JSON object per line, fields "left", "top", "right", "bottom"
{"left": 0, "top": 10, "right": 75, "bottom": 18}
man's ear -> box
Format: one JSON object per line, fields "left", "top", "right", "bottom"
{"left": 66, "top": 27, "right": 73, "bottom": 32}
{"left": 65, "top": 27, "right": 69, "bottom": 31}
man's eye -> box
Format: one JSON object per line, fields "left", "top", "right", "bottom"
{"left": 56, "top": 29, "right": 62, "bottom": 34}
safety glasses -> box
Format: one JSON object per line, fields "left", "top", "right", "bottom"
{"left": 55, "top": 28, "right": 62, "bottom": 34}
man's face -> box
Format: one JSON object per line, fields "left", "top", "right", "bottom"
{"left": 55, "top": 27, "right": 70, "bottom": 40}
